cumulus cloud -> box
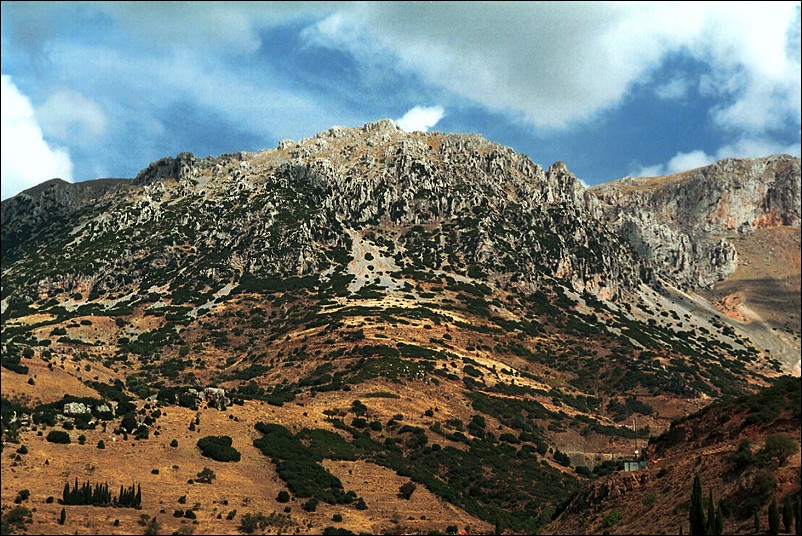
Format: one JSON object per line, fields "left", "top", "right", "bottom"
{"left": 630, "top": 150, "right": 714, "bottom": 178}
{"left": 630, "top": 137, "right": 801, "bottom": 178}
{"left": 396, "top": 106, "right": 445, "bottom": 132}
{"left": 305, "top": 2, "right": 800, "bottom": 135}
{"left": 654, "top": 77, "right": 691, "bottom": 100}
{"left": 1, "top": 75, "right": 73, "bottom": 200}
{"left": 36, "top": 89, "right": 108, "bottom": 142}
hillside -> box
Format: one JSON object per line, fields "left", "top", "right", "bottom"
{"left": 549, "top": 377, "right": 801, "bottom": 535}
{"left": 1, "top": 121, "right": 799, "bottom": 535}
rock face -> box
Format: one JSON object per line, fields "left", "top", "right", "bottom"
{"left": 2, "top": 122, "right": 798, "bottom": 309}
{"left": 590, "top": 155, "right": 801, "bottom": 289}
{"left": 1, "top": 120, "right": 644, "bottom": 306}
{"left": 1, "top": 178, "right": 132, "bottom": 256}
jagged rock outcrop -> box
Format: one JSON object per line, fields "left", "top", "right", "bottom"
{"left": 1, "top": 120, "right": 644, "bottom": 306}
{"left": 559, "top": 472, "right": 650, "bottom": 515}
{"left": 591, "top": 155, "right": 801, "bottom": 289}
{"left": 1, "top": 178, "right": 131, "bottom": 257}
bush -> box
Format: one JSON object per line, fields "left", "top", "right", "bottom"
{"left": 575, "top": 465, "right": 592, "bottom": 477}
{"left": 46, "top": 430, "right": 71, "bottom": 444}
{"left": 761, "top": 434, "right": 798, "bottom": 465}
{"left": 120, "top": 413, "right": 138, "bottom": 433}
{"left": 604, "top": 510, "right": 623, "bottom": 527}
{"left": 170, "top": 439, "right": 178, "bottom": 448}
{"left": 276, "top": 491, "right": 290, "bottom": 503}
{"left": 302, "top": 498, "right": 319, "bottom": 512}
{"left": 197, "top": 435, "right": 241, "bottom": 462}
{"left": 731, "top": 439, "right": 754, "bottom": 472}
{"left": 399, "top": 482, "right": 417, "bottom": 500}
{"left": 97, "top": 440, "right": 106, "bottom": 449}
{"left": 196, "top": 467, "right": 216, "bottom": 484}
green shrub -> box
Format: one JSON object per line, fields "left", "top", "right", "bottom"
{"left": 399, "top": 482, "right": 417, "bottom": 500}
{"left": 46, "top": 430, "right": 71, "bottom": 444}
{"left": 196, "top": 467, "right": 216, "bottom": 484}
{"left": 603, "top": 510, "right": 623, "bottom": 527}
{"left": 197, "top": 435, "right": 241, "bottom": 462}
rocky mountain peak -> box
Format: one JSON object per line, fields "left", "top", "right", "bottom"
{"left": 590, "top": 154, "right": 801, "bottom": 289}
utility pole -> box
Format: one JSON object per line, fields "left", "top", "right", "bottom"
{"left": 633, "top": 416, "right": 639, "bottom": 459}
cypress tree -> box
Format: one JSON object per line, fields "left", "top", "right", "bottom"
{"left": 706, "top": 489, "right": 716, "bottom": 535}
{"left": 135, "top": 484, "right": 142, "bottom": 507}
{"left": 769, "top": 497, "right": 780, "bottom": 536}
{"left": 59, "top": 507, "right": 66, "bottom": 525}
{"left": 63, "top": 482, "right": 70, "bottom": 504}
{"left": 782, "top": 496, "right": 792, "bottom": 534}
{"left": 714, "top": 502, "right": 724, "bottom": 536}
{"left": 690, "top": 474, "right": 705, "bottom": 536}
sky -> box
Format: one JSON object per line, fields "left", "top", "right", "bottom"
{"left": 1, "top": 1, "right": 800, "bottom": 200}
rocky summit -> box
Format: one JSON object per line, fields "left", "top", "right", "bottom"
{"left": 1, "top": 120, "right": 800, "bottom": 535}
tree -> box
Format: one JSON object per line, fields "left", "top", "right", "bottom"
{"left": 59, "top": 508, "right": 66, "bottom": 525}
{"left": 769, "top": 497, "right": 781, "bottom": 536}
{"left": 762, "top": 434, "right": 799, "bottom": 466}
{"left": 46, "top": 430, "right": 71, "bottom": 444}
{"left": 754, "top": 510, "right": 760, "bottom": 534}
{"left": 399, "top": 482, "right": 417, "bottom": 500}
{"left": 196, "top": 435, "right": 240, "bottom": 462}
{"left": 120, "top": 413, "right": 137, "bottom": 433}
{"left": 705, "top": 489, "right": 716, "bottom": 536}
{"left": 97, "top": 440, "right": 106, "bottom": 449}
{"left": 276, "top": 491, "right": 290, "bottom": 503}
{"left": 144, "top": 517, "right": 161, "bottom": 536}
{"left": 196, "top": 467, "right": 216, "bottom": 484}
{"left": 782, "top": 496, "right": 793, "bottom": 534}
{"left": 714, "top": 502, "right": 724, "bottom": 536}
{"left": 690, "top": 474, "right": 705, "bottom": 536}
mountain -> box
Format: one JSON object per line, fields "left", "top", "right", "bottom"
{"left": 549, "top": 376, "right": 800, "bottom": 535}
{"left": 591, "top": 155, "right": 801, "bottom": 373}
{"left": 1, "top": 120, "right": 799, "bottom": 535}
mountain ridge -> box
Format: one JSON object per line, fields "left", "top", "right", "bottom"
{"left": 1, "top": 120, "right": 799, "bottom": 535}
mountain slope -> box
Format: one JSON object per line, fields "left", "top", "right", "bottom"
{"left": 1, "top": 121, "right": 799, "bottom": 535}
{"left": 549, "top": 377, "right": 801, "bottom": 535}
{"left": 591, "top": 155, "right": 801, "bottom": 373}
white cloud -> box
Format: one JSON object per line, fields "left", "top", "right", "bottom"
{"left": 304, "top": 2, "right": 800, "bottom": 136}
{"left": 1, "top": 75, "right": 73, "bottom": 200}
{"left": 630, "top": 164, "right": 666, "bottom": 178}
{"left": 93, "top": 2, "right": 337, "bottom": 54}
{"left": 36, "top": 89, "right": 108, "bottom": 142}
{"left": 655, "top": 77, "right": 690, "bottom": 100}
{"left": 630, "top": 150, "right": 716, "bottom": 177}
{"left": 395, "top": 106, "right": 445, "bottom": 132}
{"left": 630, "top": 137, "right": 801, "bottom": 178}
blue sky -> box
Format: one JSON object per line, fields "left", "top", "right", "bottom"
{"left": 1, "top": 2, "right": 800, "bottom": 200}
